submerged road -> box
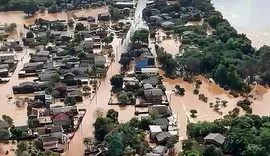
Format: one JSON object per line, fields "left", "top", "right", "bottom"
{"left": 64, "top": 1, "right": 148, "bottom": 155}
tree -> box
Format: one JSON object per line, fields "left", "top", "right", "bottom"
{"left": 83, "top": 137, "right": 94, "bottom": 151}
{"left": 175, "top": 85, "right": 185, "bottom": 95}
{"left": 138, "top": 118, "right": 153, "bottom": 130}
{"left": 64, "top": 97, "right": 77, "bottom": 106}
{"left": 22, "top": 1, "right": 38, "bottom": 16}
{"left": 78, "top": 52, "right": 86, "bottom": 60}
{"left": 82, "top": 85, "right": 91, "bottom": 94}
{"left": 5, "top": 23, "right": 17, "bottom": 32}
{"left": 75, "top": 23, "right": 85, "bottom": 31}
{"left": 102, "top": 35, "right": 114, "bottom": 46}
{"left": 26, "top": 31, "right": 34, "bottom": 38}
{"left": 94, "top": 117, "right": 115, "bottom": 142}
{"left": 50, "top": 74, "right": 61, "bottom": 85}
{"left": 51, "top": 90, "right": 60, "bottom": 99}
{"left": 119, "top": 56, "right": 133, "bottom": 69}
{"left": 163, "top": 58, "right": 177, "bottom": 76}
{"left": 129, "top": 117, "right": 139, "bottom": 128}
{"left": 109, "top": 6, "right": 122, "bottom": 20}
{"left": 202, "top": 145, "right": 223, "bottom": 156}
{"left": 39, "top": 6, "right": 45, "bottom": 13}
{"left": 45, "top": 86, "right": 53, "bottom": 94}
{"left": 190, "top": 109, "right": 198, "bottom": 118}
{"left": 2, "top": 114, "right": 13, "bottom": 126}
{"left": 16, "top": 141, "right": 28, "bottom": 156}
{"left": 131, "top": 29, "right": 149, "bottom": 43}
{"left": 110, "top": 74, "right": 123, "bottom": 88}
{"left": 106, "top": 109, "right": 119, "bottom": 122}
{"left": 117, "top": 92, "right": 131, "bottom": 104}
{"left": 136, "top": 88, "right": 145, "bottom": 97}
{"left": 48, "top": 4, "right": 61, "bottom": 13}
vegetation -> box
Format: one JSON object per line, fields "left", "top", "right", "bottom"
{"left": 175, "top": 85, "right": 185, "bottom": 95}
{"left": 16, "top": 140, "right": 59, "bottom": 156}
{"left": 5, "top": 23, "right": 17, "bottom": 32}
{"left": 2, "top": 114, "right": 13, "bottom": 126}
{"left": 110, "top": 74, "right": 123, "bottom": 88}
{"left": 187, "top": 114, "right": 270, "bottom": 156}
{"left": 109, "top": 6, "right": 123, "bottom": 20}
{"left": 190, "top": 109, "right": 198, "bottom": 118}
{"left": 64, "top": 96, "right": 77, "bottom": 106}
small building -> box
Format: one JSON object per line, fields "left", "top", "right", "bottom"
{"left": 156, "top": 132, "right": 171, "bottom": 144}
{"left": 0, "top": 51, "right": 15, "bottom": 61}
{"left": 204, "top": 133, "right": 226, "bottom": 146}
{"left": 142, "top": 77, "right": 159, "bottom": 87}
{"left": 152, "top": 145, "right": 168, "bottom": 155}
{"left": 0, "top": 120, "right": 9, "bottom": 129}
{"left": 13, "top": 82, "right": 38, "bottom": 94}
{"left": 37, "top": 126, "right": 64, "bottom": 142}
{"left": 67, "top": 90, "right": 83, "bottom": 102}
{"left": 94, "top": 55, "right": 106, "bottom": 67}
{"left": 98, "top": 13, "right": 110, "bottom": 21}
{"left": 52, "top": 112, "right": 73, "bottom": 129}
{"left": 149, "top": 125, "right": 162, "bottom": 142}
{"left": 84, "top": 38, "right": 94, "bottom": 49}
{"left": 135, "top": 57, "right": 148, "bottom": 69}
{"left": 154, "top": 118, "right": 169, "bottom": 131}
{"left": 144, "top": 88, "right": 163, "bottom": 103}
{"left": 113, "top": 2, "right": 135, "bottom": 9}
{"left": 138, "top": 68, "right": 159, "bottom": 76}
{"left": 0, "top": 68, "right": 8, "bottom": 77}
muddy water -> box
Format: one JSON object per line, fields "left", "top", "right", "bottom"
{"left": 156, "top": 30, "right": 180, "bottom": 57}
{"left": 212, "top": 0, "right": 270, "bottom": 48}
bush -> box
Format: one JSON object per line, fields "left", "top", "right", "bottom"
{"left": 193, "top": 89, "right": 199, "bottom": 95}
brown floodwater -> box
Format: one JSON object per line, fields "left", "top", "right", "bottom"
{"left": 156, "top": 30, "right": 180, "bottom": 57}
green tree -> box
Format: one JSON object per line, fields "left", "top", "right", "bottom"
{"left": 106, "top": 109, "right": 119, "bottom": 122}
{"left": 190, "top": 109, "right": 198, "bottom": 118}
{"left": 94, "top": 117, "right": 115, "bottom": 142}
{"left": 75, "top": 23, "right": 85, "bottom": 31}
{"left": 138, "top": 118, "right": 153, "bottom": 130}
{"left": 202, "top": 145, "right": 223, "bottom": 156}
{"left": 109, "top": 6, "right": 122, "bottom": 20}
{"left": 22, "top": 1, "right": 38, "bottom": 16}
{"left": 131, "top": 29, "right": 149, "bottom": 43}
{"left": 117, "top": 92, "right": 131, "bottom": 104}
{"left": 64, "top": 96, "right": 77, "bottom": 106}
{"left": 2, "top": 115, "right": 13, "bottom": 126}
{"left": 82, "top": 85, "right": 91, "bottom": 94}
{"left": 51, "top": 90, "right": 60, "bottom": 98}
{"left": 110, "top": 74, "right": 123, "bottom": 88}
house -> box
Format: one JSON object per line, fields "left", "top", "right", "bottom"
{"left": 154, "top": 118, "right": 169, "bottom": 131}
{"left": 30, "top": 57, "right": 49, "bottom": 63}
{"left": 40, "top": 136, "right": 64, "bottom": 152}
{"left": 67, "top": 90, "right": 83, "bottom": 102}
{"left": 137, "top": 68, "right": 158, "bottom": 76}
{"left": 142, "top": 77, "right": 159, "bottom": 87}
{"left": 39, "top": 71, "right": 59, "bottom": 81}
{"left": 84, "top": 38, "right": 94, "bottom": 49}
{"left": 0, "top": 120, "right": 9, "bottom": 129}
{"left": 150, "top": 9, "right": 160, "bottom": 16}
{"left": 37, "top": 126, "right": 64, "bottom": 142}
{"left": 149, "top": 125, "right": 162, "bottom": 142}
{"left": 204, "top": 133, "right": 226, "bottom": 146}
{"left": 52, "top": 112, "right": 73, "bottom": 129}
{"left": 13, "top": 81, "right": 39, "bottom": 94}
{"left": 113, "top": 2, "right": 135, "bottom": 9}
{"left": 0, "top": 68, "right": 8, "bottom": 77}
{"left": 94, "top": 55, "right": 106, "bottom": 67}
{"left": 149, "top": 105, "right": 172, "bottom": 117}
{"left": 50, "top": 106, "right": 78, "bottom": 117}
{"left": 152, "top": 145, "right": 168, "bottom": 155}
{"left": 135, "top": 57, "right": 148, "bottom": 69}
{"left": 156, "top": 132, "right": 171, "bottom": 144}
{"left": 144, "top": 87, "right": 163, "bottom": 103}
{"left": 0, "top": 51, "right": 15, "bottom": 62}
{"left": 98, "top": 13, "right": 110, "bottom": 21}
{"left": 149, "top": 16, "right": 162, "bottom": 25}
{"left": 54, "top": 82, "right": 67, "bottom": 96}
{"left": 161, "top": 21, "right": 174, "bottom": 30}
